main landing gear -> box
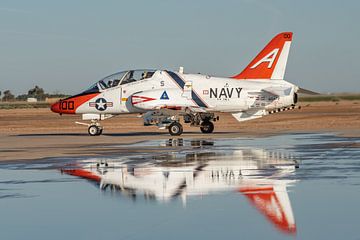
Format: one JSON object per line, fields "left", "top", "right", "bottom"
{"left": 143, "top": 111, "right": 218, "bottom": 136}
{"left": 167, "top": 120, "right": 214, "bottom": 136}
{"left": 168, "top": 122, "right": 183, "bottom": 136}
{"left": 200, "top": 121, "right": 214, "bottom": 134}
{"left": 167, "top": 113, "right": 217, "bottom": 136}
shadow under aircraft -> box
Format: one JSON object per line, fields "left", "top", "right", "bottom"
{"left": 61, "top": 139, "right": 299, "bottom": 235}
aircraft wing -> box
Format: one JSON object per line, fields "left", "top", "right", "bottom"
{"left": 232, "top": 110, "right": 267, "bottom": 122}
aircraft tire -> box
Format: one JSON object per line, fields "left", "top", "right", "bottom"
{"left": 200, "top": 121, "right": 214, "bottom": 134}
{"left": 88, "top": 125, "right": 100, "bottom": 136}
{"left": 168, "top": 122, "right": 183, "bottom": 136}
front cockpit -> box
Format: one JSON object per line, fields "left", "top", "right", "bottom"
{"left": 82, "top": 69, "right": 156, "bottom": 94}
{"left": 51, "top": 69, "right": 158, "bottom": 115}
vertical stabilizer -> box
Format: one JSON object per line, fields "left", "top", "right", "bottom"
{"left": 232, "top": 32, "right": 293, "bottom": 80}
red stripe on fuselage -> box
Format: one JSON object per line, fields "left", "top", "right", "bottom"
{"left": 131, "top": 95, "right": 156, "bottom": 105}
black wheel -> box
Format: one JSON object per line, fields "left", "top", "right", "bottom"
{"left": 200, "top": 121, "right": 214, "bottom": 134}
{"left": 88, "top": 125, "right": 100, "bottom": 136}
{"left": 168, "top": 122, "right": 183, "bottom": 136}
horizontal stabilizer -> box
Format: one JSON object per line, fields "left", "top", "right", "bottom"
{"left": 298, "top": 88, "right": 319, "bottom": 95}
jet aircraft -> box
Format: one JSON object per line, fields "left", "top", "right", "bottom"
{"left": 51, "top": 32, "right": 306, "bottom": 136}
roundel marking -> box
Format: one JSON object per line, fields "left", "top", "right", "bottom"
{"left": 95, "top": 98, "right": 108, "bottom": 111}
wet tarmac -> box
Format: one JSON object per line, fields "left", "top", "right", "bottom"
{"left": 0, "top": 133, "right": 359, "bottom": 240}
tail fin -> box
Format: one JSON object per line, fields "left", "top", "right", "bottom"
{"left": 232, "top": 32, "right": 292, "bottom": 80}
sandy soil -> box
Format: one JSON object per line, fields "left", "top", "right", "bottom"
{"left": 0, "top": 101, "right": 359, "bottom": 161}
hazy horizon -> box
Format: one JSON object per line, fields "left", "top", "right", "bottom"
{"left": 1, "top": 0, "right": 359, "bottom": 95}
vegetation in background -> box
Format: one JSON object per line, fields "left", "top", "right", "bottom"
{"left": 1, "top": 86, "right": 69, "bottom": 102}
{"left": 1, "top": 90, "right": 15, "bottom": 101}
{"left": 0, "top": 86, "right": 69, "bottom": 109}
{"left": 15, "top": 86, "right": 69, "bottom": 101}
{"left": 299, "top": 94, "right": 360, "bottom": 102}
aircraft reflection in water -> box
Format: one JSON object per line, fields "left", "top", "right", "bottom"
{"left": 61, "top": 139, "right": 299, "bottom": 235}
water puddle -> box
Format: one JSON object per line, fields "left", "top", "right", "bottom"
{"left": 0, "top": 133, "right": 359, "bottom": 240}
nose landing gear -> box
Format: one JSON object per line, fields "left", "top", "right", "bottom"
{"left": 76, "top": 120, "right": 103, "bottom": 136}
{"left": 88, "top": 125, "right": 103, "bottom": 136}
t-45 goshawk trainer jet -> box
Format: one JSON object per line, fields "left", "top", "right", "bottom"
{"left": 51, "top": 32, "right": 306, "bottom": 136}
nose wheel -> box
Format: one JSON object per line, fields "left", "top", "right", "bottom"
{"left": 88, "top": 125, "right": 103, "bottom": 136}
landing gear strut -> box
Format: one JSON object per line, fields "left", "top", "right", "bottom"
{"left": 76, "top": 116, "right": 109, "bottom": 136}
{"left": 184, "top": 112, "right": 216, "bottom": 134}
{"left": 76, "top": 120, "right": 103, "bottom": 136}
{"left": 168, "top": 122, "right": 183, "bottom": 136}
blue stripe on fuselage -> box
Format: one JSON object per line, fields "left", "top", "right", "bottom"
{"left": 166, "top": 71, "right": 208, "bottom": 108}
{"left": 191, "top": 91, "right": 207, "bottom": 108}
{"left": 166, "top": 71, "right": 185, "bottom": 89}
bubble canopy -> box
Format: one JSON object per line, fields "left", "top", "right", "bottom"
{"left": 83, "top": 69, "right": 156, "bottom": 93}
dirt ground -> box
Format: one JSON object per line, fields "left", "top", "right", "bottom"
{"left": 0, "top": 101, "right": 359, "bottom": 161}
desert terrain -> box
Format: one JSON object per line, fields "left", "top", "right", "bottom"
{"left": 0, "top": 100, "right": 359, "bottom": 161}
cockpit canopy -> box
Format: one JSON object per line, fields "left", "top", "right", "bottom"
{"left": 83, "top": 69, "right": 156, "bottom": 93}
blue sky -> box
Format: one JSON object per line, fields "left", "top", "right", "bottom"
{"left": 0, "top": 0, "right": 359, "bottom": 95}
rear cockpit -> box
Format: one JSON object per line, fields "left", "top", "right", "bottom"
{"left": 83, "top": 69, "right": 156, "bottom": 93}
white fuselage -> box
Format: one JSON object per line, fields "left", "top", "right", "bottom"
{"left": 75, "top": 70, "right": 296, "bottom": 115}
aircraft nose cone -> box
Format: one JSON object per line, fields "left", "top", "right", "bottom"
{"left": 51, "top": 101, "right": 61, "bottom": 113}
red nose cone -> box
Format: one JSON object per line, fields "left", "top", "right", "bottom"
{"left": 51, "top": 101, "right": 61, "bottom": 113}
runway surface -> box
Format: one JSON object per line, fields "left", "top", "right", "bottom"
{"left": 0, "top": 133, "right": 359, "bottom": 240}
{"left": 0, "top": 101, "right": 359, "bottom": 161}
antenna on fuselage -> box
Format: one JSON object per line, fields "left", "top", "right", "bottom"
{"left": 178, "top": 66, "right": 184, "bottom": 74}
